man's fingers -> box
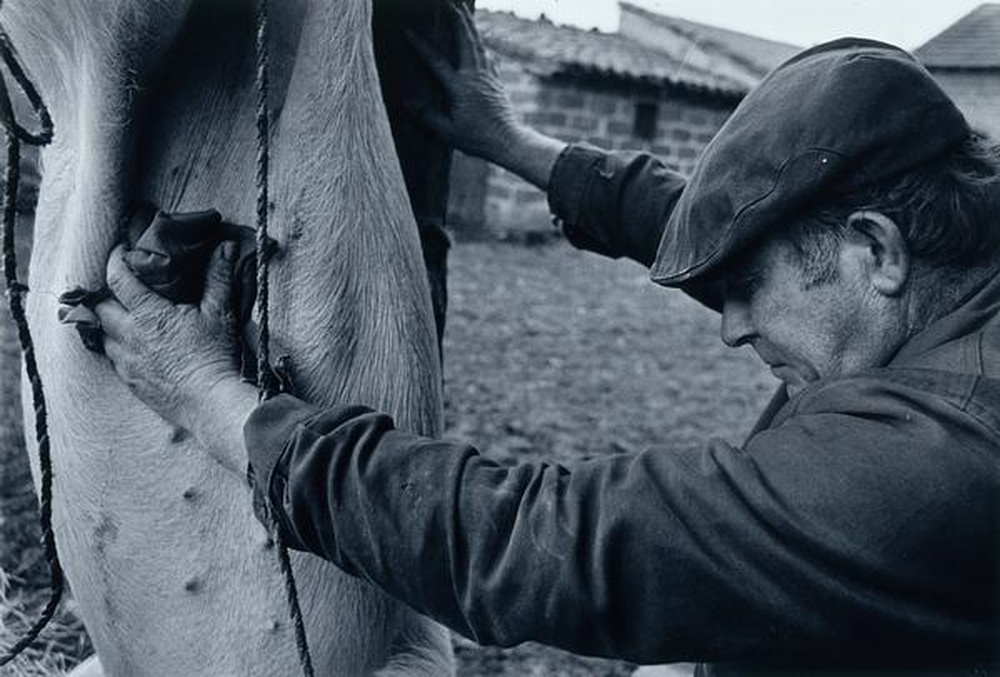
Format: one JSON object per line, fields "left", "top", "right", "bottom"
{"left": 201, "top": 242, "right": 236, "bottom": 322}
{"left": 405, "top": 30, "right": 456, "bottom": 95}
{"left": 92, "top": 296, "right": 131, "bottom": 344}
{"left": 106, "top": 244, "right": 159, "bottom": 311}
{"left": 443, "top": 1, "right": 478, "bottom": 68}
{"left": 449, "top": 2, "right": 486, "bottom": 68}
{"left": 102, "top": 336, "right": 125, "bottom": 370}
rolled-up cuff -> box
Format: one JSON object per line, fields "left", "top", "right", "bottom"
{"left": 547, "top": 143, "right": 607, "bottom": 229}
{"left": 245, "top": 394, "right": 321, "bottom": 490}
{"left": 244, "top": 394, "right": 321, "bottom": 541}
{"left": 245, "top": 395, "right": 383, "bottom": 551}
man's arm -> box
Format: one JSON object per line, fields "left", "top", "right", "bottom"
{"left": 246, "top": 389, "right": 996, "bottom": 667}
{"left": 407, "top": 4, "right": 684, "bottom": 267}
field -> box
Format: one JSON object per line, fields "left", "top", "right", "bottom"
{"left": 2, "top": 239, "right": 775, "bottom": 675}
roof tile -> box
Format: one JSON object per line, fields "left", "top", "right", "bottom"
{"left": 619, "top": 2, "right": 801, "bottom": 78}
{"left": 475, "top": 10, "right": 748, "bottom": 99}
{"left": 915, "top": 4, "right": 1000, "bottom": 69}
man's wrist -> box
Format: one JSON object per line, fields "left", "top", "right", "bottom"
{"left": 492, "top": 125, "right": 567, "bottom": 191}
{"left": 187, "top": 374, "right": 260, "bottom": 474}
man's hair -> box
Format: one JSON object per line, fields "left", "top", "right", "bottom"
{"left": 778, "top": 131, "right": 1000, "bottom": 291}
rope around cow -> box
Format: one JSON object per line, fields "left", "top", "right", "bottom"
{"left": 252, "top": 0, "right": 316, "bottom": 674}
{"left": 0, "top": 1, "right": 315, "bottom": 673}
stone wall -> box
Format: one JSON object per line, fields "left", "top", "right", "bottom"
{"left": 448, "top": 55, "right": 736, "bottom": 241}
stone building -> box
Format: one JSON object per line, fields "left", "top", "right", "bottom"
{"left": 447, "top": 7, "right": 799, "bottom": 241}
{"left": 915, "top": 3, "right": 1000, "bottom": 139}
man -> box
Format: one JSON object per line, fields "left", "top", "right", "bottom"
{"left": 88, "top": 5, "right": 999, "bottom": 674}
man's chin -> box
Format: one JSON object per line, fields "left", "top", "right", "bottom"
{"left": 770, "top": 365, "right": 810, "bottom": 395}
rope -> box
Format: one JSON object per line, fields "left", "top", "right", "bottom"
{"left": 0, "top": 27, "right": 52, "bottom": 146}
{"left": 254, "top": 0, "right": 274, "bottom": 400}
{"left": 0, "top": 23, "right": 64, "bottom": 669}
{"left": 253, "top": 2, "right": 314, "bottom": 675}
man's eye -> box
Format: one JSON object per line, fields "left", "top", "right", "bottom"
{"left": 730, "top": 271, "right": 762, "bottom": 298}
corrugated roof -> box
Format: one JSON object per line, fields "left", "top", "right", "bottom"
{"left": 475, "top": 10, "right": 748, "bottom": 100}
{"left": 619, "top": 2, "right": 801, "bottom": 79}
{"left": 915, "top": 4, "right": 1000, "bottom": 69}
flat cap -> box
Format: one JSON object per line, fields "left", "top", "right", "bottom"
{"left": 649, "top": 38, "right": 971, "bottom": 292}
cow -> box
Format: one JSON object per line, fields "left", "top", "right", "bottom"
{"left": 2, "top": 0, "right": 456, "bottom": 674}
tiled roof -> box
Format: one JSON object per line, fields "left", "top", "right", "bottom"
{"left": 475, "top": 10, "right": 748, "bottom": 100}
{"left": 619, "top": 2, "right": 801, "bottom": 81}
{"left": 915, "top": 4, "right": 1000, "bottom": 68}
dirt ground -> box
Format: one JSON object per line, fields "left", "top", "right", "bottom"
{"left": 2, "top": 239, "right": 775, "bottom": 675}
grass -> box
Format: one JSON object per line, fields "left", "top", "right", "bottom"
{"left": 442, "top": 240, "right": 773, "bottom": 464}
{"left": 0, "top": 565, "right": 92, "bottom": 677}
{"left": 1, "top": 239, "right": 775, "bottom": 675}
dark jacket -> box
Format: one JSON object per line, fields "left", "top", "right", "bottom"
{"left": 246, "top": 146, "right": 1000, "bottom": 674}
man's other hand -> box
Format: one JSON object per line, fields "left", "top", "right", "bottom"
{"left": 405, "top": 2, "right": 521, "bottom": 164}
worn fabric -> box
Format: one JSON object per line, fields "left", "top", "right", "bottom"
{"left": 645, "top": 38, "right": 970, "bottom": 289}
{"left": 245, "top": 145, "right": 1000, "bottom": 673}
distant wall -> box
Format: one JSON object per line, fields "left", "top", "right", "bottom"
{"left": 448, "top": 54, "right": 734, "bottom": 241}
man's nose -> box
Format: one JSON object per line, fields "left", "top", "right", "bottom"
{"left": 721, "top": 297, "right": 754, "bottom": 348}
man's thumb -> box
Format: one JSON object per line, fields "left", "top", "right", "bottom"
{"left": 202, "top": 241, "right": 236, "bottom": 320}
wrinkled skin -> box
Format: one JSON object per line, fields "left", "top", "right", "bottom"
{"left": 5, "top": 0, "right": 454, "bottom": 674}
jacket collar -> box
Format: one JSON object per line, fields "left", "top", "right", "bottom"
{"left": 889, "top": 270, "right": 1000, "bottom": 371}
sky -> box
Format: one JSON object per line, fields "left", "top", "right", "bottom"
{"left": 474, "top": 0, "right": 983, "bottom": 50}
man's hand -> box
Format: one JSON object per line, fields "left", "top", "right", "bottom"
{"left": 406, "top": 3, "right": 518, "bottom": 162}
{"left": 93, "top": 242, "right": 246, "bottom": 437}
{"left": 407, "top": 2, "right": 566, "bottom": 188}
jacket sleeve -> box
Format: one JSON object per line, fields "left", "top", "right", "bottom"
{"left": 547, "top": 144, "right": 686, "bottom": 267}
{"left": 245, "top": 391, "right": 997, "bottom": 667}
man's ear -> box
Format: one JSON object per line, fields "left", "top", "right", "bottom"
{"left": 844, "top": 210, "right": 909, "bottom": 296}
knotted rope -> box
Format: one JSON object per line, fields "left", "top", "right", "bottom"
{"left": 0, "top": 22, "right": 64, "bottom": 669}
{"left": 253, "top": 2, "right": 315, "bottom": 675}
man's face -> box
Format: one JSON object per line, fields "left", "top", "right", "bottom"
{"left": 718, "top": 237, "right": 875, "bottom": 396}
